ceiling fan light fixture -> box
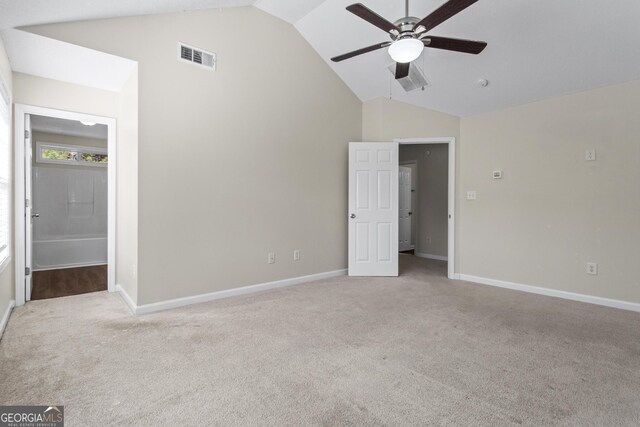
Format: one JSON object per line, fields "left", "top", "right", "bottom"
{"left": 388, "top": 38, "right": 423, "bottom": 63}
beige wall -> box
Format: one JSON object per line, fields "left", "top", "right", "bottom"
{"left": 364, "top": 82, "right": 640, "bottom": 305}
{"left": 13, "top": 73, "right": 139, "bottom": 304}
{"left": 459, "top": 79, "right": 640, "bottom": 303}
{"left": 0, "top": 36, "right": 14, "bottom": 320}
{"left": 400, "top": 144, "right": 448, "bottom": 258}
{"left": 116, "top": 69, "right": 138, "bottom": 303}
{"left": 29, "top": 6, "right": 362, "bottom": 305}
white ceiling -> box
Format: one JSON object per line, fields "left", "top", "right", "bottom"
{"left": 31, "top": 115, "right": 108, "bottom": 140}
{"left": 0, "top": 0, "right": 253, "bottom": 29}
{"left": 2, "top": 29, "right": 137, "bottom": 92}
{"left": 1, "top": 0, "right": 640, "bottom": 116}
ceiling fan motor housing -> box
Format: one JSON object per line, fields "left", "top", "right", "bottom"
{"left": 392, "top": 17, "right": 422, "bottom": 40}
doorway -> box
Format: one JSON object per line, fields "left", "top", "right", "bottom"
{"left": 14, "top": 105, "right": 116, "bottom": 305}
{"left": 397, "top": 138, "right": 455, "bottom": 279}
{"left": 347, "top": 138, "right": 455, "bottom": 279}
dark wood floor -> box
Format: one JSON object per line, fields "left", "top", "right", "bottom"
{"left": 31, "top": 265, "right": 108, "bottom": 300}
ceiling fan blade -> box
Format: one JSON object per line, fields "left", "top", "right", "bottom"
{"left": 346, "top": 3, "right": 398, "bottom": 34}
{"left": 423, "top": 36, "right": 487, "bottom": 54}
{"left": 415, "top": 0, "right": 479, "bottom": 33}
{"left": 395, "top": 62, "right": 410, "bottom": 79}
{"left": 331, "top": 42, "right": 391, "bottom": 62}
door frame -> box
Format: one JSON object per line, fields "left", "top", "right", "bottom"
{"left": 396, "top": 137, "right": 455, "bottom": 279}
{"left": 14, "top": 104, "right": 116, "bottom": 306}
{"left": 399, "top": 160, "right": 417, "bottom": 250}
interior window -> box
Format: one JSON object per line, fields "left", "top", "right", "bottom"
{"left": 36, "top": 142, "right": 108, "bottom": 167}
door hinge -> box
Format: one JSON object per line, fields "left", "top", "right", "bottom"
{"left": 25, "top": 267, "right": 31, "bottom": 276}
{"left": 25, "top": 199, "right": 30, "bottom": 208}
{"left": 24, "top": 130, "right": 30, "bottom": 139}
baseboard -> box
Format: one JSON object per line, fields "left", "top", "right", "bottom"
{"left": 118, "top": 269, "right": 348, "bottom": 316}
{"left": 458, "top": 274, "right": 640, "bottom": 313}
{"left": 415, "top": 252, "right": 448, "bottom": 262}
{"left": 0, "top": 299, "right": 16, "bottom": 340}
{"left": 116, "top": 284, "right": 137, "bottom": 315}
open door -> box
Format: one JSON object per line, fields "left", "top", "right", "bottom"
{"left": 348, "top": 142, "right": 399, "bottom": 276}
{"left": 24, "top": 114, "right": 33, "bottom": 301}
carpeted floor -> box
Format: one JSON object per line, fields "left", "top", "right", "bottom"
{"left": 1, "top": 255, "right": 639, "bottom": 425}
{"left": 31, "top": 265, "right": 108, "bottom": 300}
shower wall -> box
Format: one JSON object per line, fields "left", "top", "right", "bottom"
{"left": 32, "top": 132, "right": 108, "bottom": 270}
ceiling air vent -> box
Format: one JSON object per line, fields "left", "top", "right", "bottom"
{"left": 387, "top": 62, "right": 429, "bottom": 92}
{"left": 178, "top": 42, "right": 216, "bottom": 71}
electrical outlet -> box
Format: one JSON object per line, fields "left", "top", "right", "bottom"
{"left": 466, "top": 190, "right": 477, "bottom": 200}
{"left": 586, "top": 262, "right": 598, "bottom": 275}
{"left": 585, "top": 149, "right": 596, "bottom": 161}
{"left": 293, "top": 250, "right": 300, "bottom": 261}
{"left": 268, "top": 252, "right": 275, "bottom": 264}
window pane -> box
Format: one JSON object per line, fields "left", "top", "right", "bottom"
{"left": 80, "top": 152, "right": 108, "bottom": 164}
{"left": 42, "top": 148, "right": 78, "bottom": 161}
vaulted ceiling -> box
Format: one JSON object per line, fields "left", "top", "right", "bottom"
{"left": 1, "top": 0, "right": 639, "bottom": 116}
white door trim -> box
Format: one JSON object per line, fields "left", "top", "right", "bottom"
{"left": 13, "top": 104, "right": 116, "bottom": 306}
{"left": 396, "top": 137, "right": 455, "bottom": 279}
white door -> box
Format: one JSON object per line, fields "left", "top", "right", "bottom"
{"left": 24, "top": 114, "right": 33, "bottom": 301}
{"left": 348, "top": 142, "right": 399, "bottom": 276}
{"left": 398, "top": 166, "right": 412, "bottom": 252}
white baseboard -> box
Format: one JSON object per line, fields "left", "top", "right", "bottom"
{"left": 458, "top": 274, "right": 640, "bottom": 313}
{"left": 0, "top": 299, "right": 16, "bottom": 340}
{"left": 117, "top": 269, "right": 348, "bottom": 315}
{"left": 116, "top": 284, "right": 137, "bottom": 315}
{"left": 415, "top": 252, "right": 448, "bottom": 262}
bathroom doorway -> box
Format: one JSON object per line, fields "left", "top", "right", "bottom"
{"left": 14, "top": 105, "right": 116, "bottom": 305}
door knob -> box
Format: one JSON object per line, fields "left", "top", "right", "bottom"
{"left": 408, "top": 212, "right": 412, "bottom": 216}
{"left": 31, "top": 213, "right": 40, "bottom": 218}
{"left": 350, "top": 213, "right": 356, "bottom": 219}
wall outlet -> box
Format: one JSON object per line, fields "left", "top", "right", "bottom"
{"left": 493, "top": 170, "right": 503, "bottom": 179}
{"left": 466, "top": 190, "right": 477, "bottom": 200}
{"left": 586, "top": 262, "right": 598, "bottom": 275}
{"left": 293, "top": 250, "right": 300, "bottom": 261}
{"left": 585, "top": 149, "right": 596, "bottom": 161}
{"left": 268, "top": 252, "right": 275, "bottom": 264}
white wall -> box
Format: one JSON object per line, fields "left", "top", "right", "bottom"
{"left": 28, "top": 6, "right": 362, "bottom": 305}
{"left": 0, "top": 36, "right": 13, "bottom": 321}
{"left": 459, "top": 79, "right": 640, "bottom": 304}
{"left": 399, "top": 144, "right": 448, "bottom": 258}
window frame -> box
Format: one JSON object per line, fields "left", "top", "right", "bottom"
{"left": 35, "top": 141, "right": 108, "bottom": 168}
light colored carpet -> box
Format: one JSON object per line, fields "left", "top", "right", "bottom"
{"left": 1, "top": 255, "right": 639, "bottom": 426}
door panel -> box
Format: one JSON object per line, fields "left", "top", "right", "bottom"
{"left": 348, "top": 142, "right": 398, "bottom": 276}
{"left": 398, "top": 166, "right": 412, "bottom": 251}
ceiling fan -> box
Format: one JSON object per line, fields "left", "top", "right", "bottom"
{"left": 331, "top": 0, "right": 487, "bottom": 80}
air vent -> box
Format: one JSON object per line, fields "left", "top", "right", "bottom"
{"left": 178, "top": 42, "right": 216, "bottom": 71}
{"left": 388, "top": 62, "right": 429, "bottom": 92}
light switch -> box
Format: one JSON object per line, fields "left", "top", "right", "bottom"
{"left": 466, "top": 191, "right": 477, "bottom": 200}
